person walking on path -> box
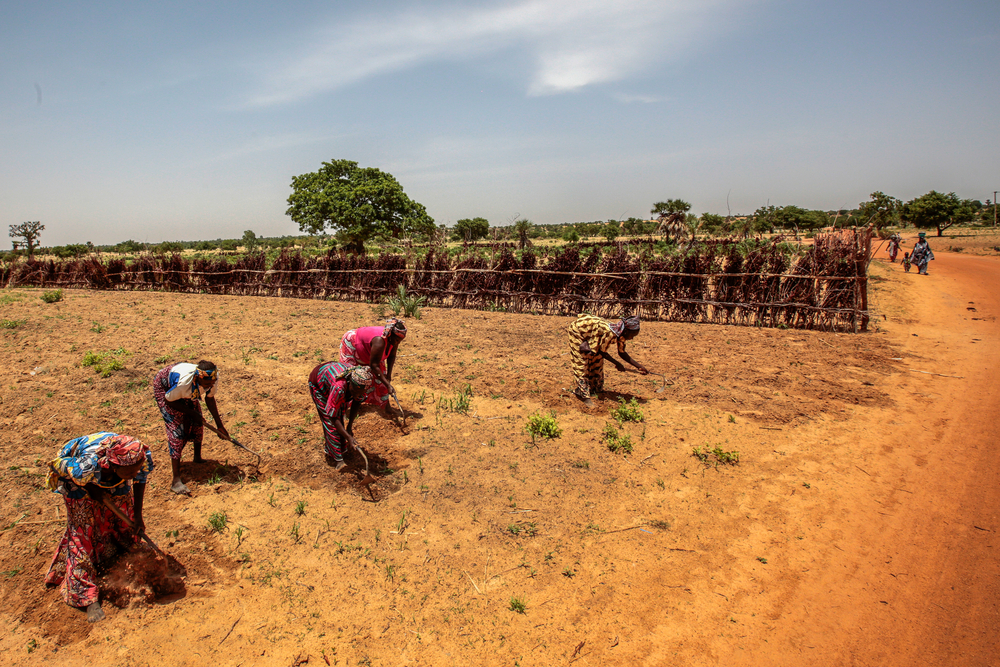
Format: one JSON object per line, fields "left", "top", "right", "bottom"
{"left": 308, "top": 362, "right": 374, "bottom": 470}
{"left": 887, "top": 234, "right": 901, "bottom": 262}
{"left": 153, "top": 360, "right": 229, "bottom": 495}
{"left": 339, "top": 318, "right": 406, "bottom": 413}
{"left": 44, "top": 432, "right": 153, "bottom": 623}
{"left": 911, "top": 233, "right": 935, "bottom": 275}
{"left": 568, "top": 313, "right": 648, "bottom": 407}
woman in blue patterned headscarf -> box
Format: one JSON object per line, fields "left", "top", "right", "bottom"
{"left": 44, "top": 432, "right": 154, "bottom": 623}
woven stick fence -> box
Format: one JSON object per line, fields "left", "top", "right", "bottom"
{"left": 1, "top": 230, "right": 872, "bottom": 332}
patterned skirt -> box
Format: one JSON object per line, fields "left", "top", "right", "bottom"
{"left": 45, "top": 493, "right": 136, "bottom": 608}
{"left": 153, "top": 366, "right": 203, "bottom": 460}
{"left": 568, "top": 333, "right": 605, "bottom": 399}
{"left": 338, "top": 330, "right": 390, "bottom": 407}
{"left": 309, "top": 362, "right": 350, "bottom": 461}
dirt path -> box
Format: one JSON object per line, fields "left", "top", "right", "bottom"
{"left": 742, "top": 245, "right": 1000, "bottom": 665}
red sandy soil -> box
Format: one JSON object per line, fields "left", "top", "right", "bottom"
{"left": 0, "top": 235, "right": 996, "bottom": 666}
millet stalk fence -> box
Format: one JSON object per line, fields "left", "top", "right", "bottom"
{"left": 1, "top": 230, "right": 872, "bottom": 332}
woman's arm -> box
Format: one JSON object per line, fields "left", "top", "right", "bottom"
{"left": 132, "top": 482, "right": 146, "bottom": 536}
{"left": 204, "top": 397, "right": 229, "bottom": 439}
{"left": 385, "top": 341, "right": 399, "bottom": 382}
{"left": 333, "top": 414, "right": 358, "bottom": 452}
{"left": 369, "top": 337, "right": 393, "bottom": 390}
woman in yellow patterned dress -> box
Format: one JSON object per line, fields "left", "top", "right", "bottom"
{"left": 568, "top": 314, "right": 648, "bottom": 406}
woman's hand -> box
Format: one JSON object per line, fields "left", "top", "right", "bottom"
{"left": 133, "top": 516, "right": 146, "bottom": 537}
{"left": 215, "top": 424, "right": 230, "bottom": 440}
{"left": 637, "top": 365, "right": 650, "bottom": 375}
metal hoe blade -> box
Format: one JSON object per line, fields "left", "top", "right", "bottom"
{"left": 390, "top": 389, "right": 407, "bottom": 428}
{"left": 356, "top": 446, "right": 377, "bottom": 501}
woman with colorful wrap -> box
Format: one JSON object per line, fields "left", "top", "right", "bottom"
{"left": 339, "top": 318, "right": 406, "bottom": 413}
{"left": 568, "top": 313, "right": 648, "bottom": 407}
{"left": 44, "top": 432, "right": 154, "bottom": 623}
{"left": 153, "top": 360, "right": 229, "bottom": 495}
{"left": 308, "top": 362, "right": 374, "bottom": 470}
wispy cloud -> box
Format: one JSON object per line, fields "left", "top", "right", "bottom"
{"left": 246, "top": 0, "right": 747, "bottom": 106}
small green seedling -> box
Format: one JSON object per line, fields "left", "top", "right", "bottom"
{"left": 509, "top": 596, "right": 527, "bottom": 614}
{"left": 208, "top": 511, "right": 228, "bottom": 533}
{"left": 295, "top": 500, "right": 307, "bottom": 516}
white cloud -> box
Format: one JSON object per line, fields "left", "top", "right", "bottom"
{"left": 246, "top": 0, "right": 747, "bottom": 106}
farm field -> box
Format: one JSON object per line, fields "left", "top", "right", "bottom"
{"left": 0, "top": 245, "right": 997, "bottom": 666}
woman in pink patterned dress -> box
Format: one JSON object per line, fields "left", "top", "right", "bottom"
{"left": 339, "top": 318, "right": 406, "bottom": 412}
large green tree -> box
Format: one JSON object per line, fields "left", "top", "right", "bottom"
{"left": 902, "top": 190, "right": 977, "bottom": 237}
{"left": 453, "top": 217, "right": 489, "bottom": 242}
{"left": 286, "top": 159, "right": 434, "bottom": 253}
{"left": 857, "top": 191, "right": 902, "bottom": 230}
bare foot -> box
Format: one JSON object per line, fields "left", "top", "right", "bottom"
{"left": 334, "top": 460, "right": 347, "bottom": 471}
{"left": 192, "top": 457, "right": 205, "bottom": 463}
{"left": 86, "top": 601, "right": 105, "bottom": 623}
{"left": 170, "top": 478, "right": 191, "bottom": 495}
{"left": 325, "top": 455, "right": 347, "bottom": 470}
{"left": 575, "top": 393, "right": 595, "bottom": 408}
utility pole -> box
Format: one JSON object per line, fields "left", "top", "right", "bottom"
{"left": 994, "top": 191, "right": 997, "bottom": 227}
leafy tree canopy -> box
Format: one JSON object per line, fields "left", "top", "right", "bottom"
{"left": 454, "top": 217, "right": 489, "bottom": 242}
{"left": 902, "top": 190, "right": 977, "bottom": 236}
{"left": 286, "top": 159, "right": 434, "bottom": 253}
{"left": 9, "top": 221, "right": 44, "bottom": 257}
{"left": 243, "top": 230, "right": 260, "bottom": 252}
{"left": 651, "top": 199, "right": 691, "bottom": 218}
{"left": 857, "top": 191, "right": 902, "bottom": 230}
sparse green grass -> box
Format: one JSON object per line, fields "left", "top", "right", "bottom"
{"left": 692, "top": 445, "right": 740, "bottom": 466}
{"left": 0, "top": 319, "right": 25, "bottom": 329}
{"left": 509, "top": 596, "right": 527, "bottom": 614}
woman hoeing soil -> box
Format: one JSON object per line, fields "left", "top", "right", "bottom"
{"left": 568, "top": 313, "right": 649, "bottom": 407}
{"left": 308, "top": 362, "right": 374, "bottom": 470}
{"left": 339, "top": 318, "right": 406, "bottom": 414}
{"left": 153, "top": 360, "right": 229, "bottom": 495}
{"left": 44, "top": 432, "right": 154, "bottom": 623}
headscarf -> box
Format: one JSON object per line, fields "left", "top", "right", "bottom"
{"left": 383, "top": 318, "right": 407, "bottom": 340}
{"left": 196, "top": 367, "right": 218, "bottom": 382}
{"left": 97, "top": 435, "right": 148, "bottom": 468}
{"left": 610, "top": 314, "right": 641, "bottom": 337}
{"left": 337, "top": 365, "right": 374, "bottom": 389}
{"left": 189, "top": 367, "right": 218, "bottom": 401}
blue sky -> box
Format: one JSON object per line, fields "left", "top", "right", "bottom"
{"left": 2, "top": 0, "right": 998, "bottom": 246}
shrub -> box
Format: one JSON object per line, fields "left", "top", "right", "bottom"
{"left": 610, "top": 397, "right": 644, "bottom": 424}
{"left": 385, "top": 284, "right": 427, "bottom": 319}
{"left": 603, "top": 422, "right": 634, "bottom": 454}
{"left": 525, "top": 411, "right": 562, "bottom": 443}
{"left": 40, "top": 289, "right": 63, "bottom": 303}
{"left": 81, "top": 347, "right": 130, "bottom": 377}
